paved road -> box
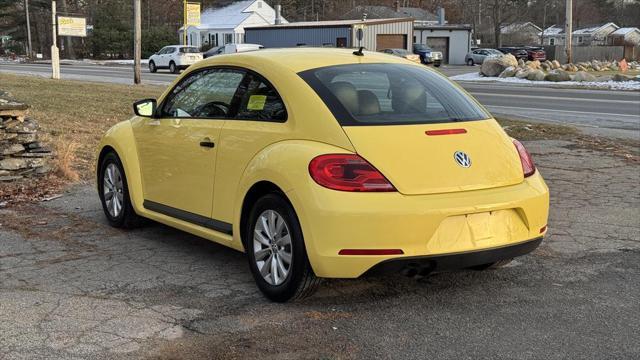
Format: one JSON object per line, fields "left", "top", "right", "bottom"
{"left": 1, "top": 62, "right": 639, "bottom": 139}
{"left": 1, "top": 139, "right": 638, "bottom": 359}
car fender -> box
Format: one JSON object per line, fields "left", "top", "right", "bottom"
{"left": 232, "top": 140, "right": 352, "bottom": 255}
{"left": 97, "top": 119, "right": 144, "bottom": 214}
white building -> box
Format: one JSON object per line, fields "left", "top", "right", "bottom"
{"left": 178, "top": 0, "right": 287, "bottom": 48}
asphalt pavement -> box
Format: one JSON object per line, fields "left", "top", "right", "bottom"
{"left": 1, "top": 62, "right": 639, "bottom": 139}
{"left": 1, "top": 139, "right": 638, "bottom": 359}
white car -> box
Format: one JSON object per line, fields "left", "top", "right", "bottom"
{"left": 148, "top": 45, "right": 203, "bottom": 74}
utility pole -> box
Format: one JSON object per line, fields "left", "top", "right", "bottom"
{"left": 133, "top": 0, "right": 141, "bottom": 84}
{"left": 565, "top": 0, "right": 572, "bottom": 63}
{"left": 25, "top": 0, "right": 32, "bottom": 58}
{"left": 183, "top": 0, "right": 187, "bottom": 45}
{"left": 51, "top": 1, "right": 60, "bottom": 79}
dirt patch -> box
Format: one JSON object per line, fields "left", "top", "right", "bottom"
{"left": 497, "top": 118, "right": 639, "bottom": 163}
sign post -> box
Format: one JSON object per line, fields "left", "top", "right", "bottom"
{"left": 51, "top": 1, "right": 60, "bottom": 79}
{"left": 134, "top": 0, "right": 141, "bottom": 84}
{"left": 183, "top": 1, "right": 200, "bottom": 45}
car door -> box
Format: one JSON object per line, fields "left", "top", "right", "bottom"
{"left": 132, "top": 68, "right": 246, "bottom": 223}
{"left": 211, "top": 70, "right": 289, "bottom": 225}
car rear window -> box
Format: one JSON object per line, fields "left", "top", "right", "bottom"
{"left": 299, "top": 63, "right": 490, "bottom": 126}
{"left": 180, "top": 47, "right": 200, "bottom": 53}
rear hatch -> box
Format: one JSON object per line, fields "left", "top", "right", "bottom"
{"left": 342, "top": 120, "right": 524, "bottom": 195}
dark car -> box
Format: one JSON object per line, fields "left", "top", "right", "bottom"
{"left": 498, "top": 47, "right": 529, "bottom": 61}
{"left": 524, "top": 46, "right": 547, "bottom": 61}
{"left": 412, "top": 43, "right": 443, "bottom": 67}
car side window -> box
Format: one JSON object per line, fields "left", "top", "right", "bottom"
{"left": 234, "top": 73, "right": 287, "bottom": 122}
{"left": 161, "top": 68, "right": 245, "bottom": 119}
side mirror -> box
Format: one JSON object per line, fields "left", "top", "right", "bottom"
{"left": 133, "top": 99, "right": 157, "bottom": 117}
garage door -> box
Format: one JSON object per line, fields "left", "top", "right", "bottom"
{"left": 426, "top": 37, "right": 449, "bottom": 64}
{"left": 376, "top": 34, "right": 407, "bottom": 51}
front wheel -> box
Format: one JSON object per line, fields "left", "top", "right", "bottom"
{"left": 245, "top": 194, "right": 320, "bottom": 302}
{"left": 467, "top": 59, "right": 474, "bottom": 66}
{"left": 434, "top": 62, "right": 441, "bottom": 67}
{"left": 149, "top": 60, "right": 157, "bottom": 73}
{"left": 98, "top": 152, "right": 143, "bottom": 228}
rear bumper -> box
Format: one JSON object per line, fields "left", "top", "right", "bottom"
{"left": 365, "top": 237, "right": 542, "bottom": 276}
{"left": 288, "top": 172, "right": 549, "bottom": 278}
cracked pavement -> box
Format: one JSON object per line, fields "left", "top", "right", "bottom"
{"left": 1, "top": 139, "right": 639, "bottom": 359}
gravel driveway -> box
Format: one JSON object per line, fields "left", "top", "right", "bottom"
{"left": 1, "top": 139, "right": 638, "bottom": 359}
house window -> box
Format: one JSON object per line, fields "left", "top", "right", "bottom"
{"left": 578, "top": 36, "right": 583, "bottom": 43}
{"left": 257, "top": 1, "right": 262, "bottom": 8}
{"left": 224, "top": 33, "right": 233, "bottom": 44}
{"left": 550, "top": 38, "right": 555, "bottom": 45}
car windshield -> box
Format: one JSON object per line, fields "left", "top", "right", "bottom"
{"left": 299, "top": 63, "right": 490, "bottom": 126}
{"left": 488, "top": 49, "right": 503, "bottom": 55}
{"left": 180, "top": 47, "right": 200, "bottom": 53}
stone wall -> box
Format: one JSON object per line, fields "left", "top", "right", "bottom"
{"left": 0, "top": 98, "right": 52, "bottom": 182}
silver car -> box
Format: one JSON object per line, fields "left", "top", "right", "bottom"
{"left": 465, "top": 48, "right": 504, "bottom": 66}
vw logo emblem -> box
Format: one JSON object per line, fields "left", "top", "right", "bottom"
{"left": 454, "top": 151, "right": 471, "bottom": 168}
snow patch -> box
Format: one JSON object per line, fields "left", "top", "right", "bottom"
{"left": 451, "top": 72, "right": 640, "bottom": 91}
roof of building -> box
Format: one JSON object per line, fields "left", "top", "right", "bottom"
{"left": 611, "top": 27, "right": 640, "bottom": 36}
{"left": 182, "top": 0, "right": 285, "bottom": 30}
{"left": 539, "top": 25, "right": 564, "bottom": 36}
{"left": 501, "top": 22, "right": 542, "bottom": 34}
{"left": 245, "top": 17, "right": 413, "bottom": 30}
{"left": 572, "top": 22, "right": 618, "bottom": 35}
{"left": 414, "top": 22, "right": 471, "bottom": 30}
{"left": 341, "top": 5, "right": 437, "bottom": 22}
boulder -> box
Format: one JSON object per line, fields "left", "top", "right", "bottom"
{"left": 480, "top": 54, "right": 518, "bottom": 77}
{"left": 499, "top": 66, "right": 517, "bottom": 78}
{"left": 612, "top": 74, "right": 636, "bottom": 82}
{"left": 573, "top": 71, "right": 597, "bottom": 82}
{"left": 540, "top": 62, "right": 551, "bottom": 72}
{"left": 527, "top": 69, "right": 546, "bottom": 81}
{"left": 515, "top": 69, "right": 531, "bottom": 79}
{"left": 551, "top": 60, "right": 561, "bottom": 69}
{"left": 518, "top": 59, "right": 526, "bottom": 67}
{"left": 545, "top": 70, "right": 571, "bottom": 82}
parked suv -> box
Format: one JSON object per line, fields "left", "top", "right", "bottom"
{"left": 148, "top": 45, "right": 203, "bottom": 74}
{"left": 498, "top": 47, "right": 529, "bottom": 61}
{"left": 412, "top": 43, "right": 442, "bottom": 67}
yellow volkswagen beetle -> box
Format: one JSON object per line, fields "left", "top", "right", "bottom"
{"left": 97, "top": 48, "right": 549, "bottom": 302}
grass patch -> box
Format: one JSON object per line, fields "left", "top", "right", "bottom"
{"left": 0, "top": 73, "right": 163, "bottom": 180}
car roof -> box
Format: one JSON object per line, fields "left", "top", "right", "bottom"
{"left": 195, "top": 47, "right": 411, "bottom": 73}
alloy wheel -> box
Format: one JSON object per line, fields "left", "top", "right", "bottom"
{"left": 253, "top": 210, "right": 293, "bottom": 286}
{"left": 103, "top": 163, "right": 124, "bottom": 218}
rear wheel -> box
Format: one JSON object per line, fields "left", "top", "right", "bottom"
{"left": 149, "top": 60, "right": 157, "bottom": 73}
{"left": 245, "top": 194, "right": 320, "bottom": 302}
{"left": 467, "top": 59, "right": 474, "bottom": 66}
{"left": 169, "top": 61, "right": 178, "bottom": 74}
{"left": 98, "top": 152, "right": 143, "bottom": 229}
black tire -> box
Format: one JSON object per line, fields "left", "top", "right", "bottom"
{"left": 470, "top": 259, "right": 513, "bottom": 271}
{"left": 245, "top": 193, "right": 320, "bottom": 302}
{"left": 467, "top": 59, "right": 474, "bottom": 66}
{"left": 149, "top": 61, "right": 157, "bottom": 73}
{"left": 98, "top": 151, "right": 144, "bottom": 229}
{"left": 169, "top": 61, "right": 178, "bottom": 74}
{"left": 434, "top": 62, "right": 441, "bottom": 68}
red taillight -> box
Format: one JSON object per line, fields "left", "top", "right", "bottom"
{"left": 513, "top": 139, "right": 536, "bottom": 177}
{"left": 309, "top": 154, "right": 396, "bottom": 192}
{"left": 338, "top": 249, "right": 404, "bottom": 255}
{"left": 425, "top": 128, "right": 467, "bottom": 136}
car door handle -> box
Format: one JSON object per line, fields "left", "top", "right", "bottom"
{"left": 199, "top": 140, "right": 215, "bottom": 148}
